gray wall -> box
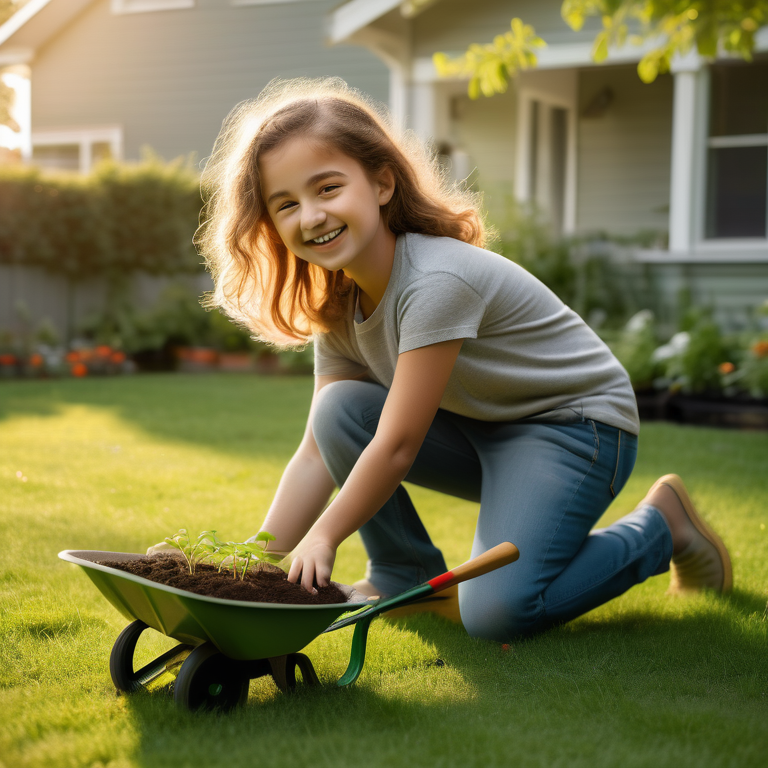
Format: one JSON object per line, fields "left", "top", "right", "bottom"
{"left": 30, "top": 0, "right": 389, "bottom": 163}
{"left": 576, "top": 66, "right": 673, "bottom": 237}
{"left": 0, "top": 265, "right": 212, "bottom": 343}
{"left": 411, "top": 0, "right": 597, "bottom": 57}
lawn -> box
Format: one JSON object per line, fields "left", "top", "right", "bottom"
{"left": 1, "top": 374, "right": 767, "bottom": 768}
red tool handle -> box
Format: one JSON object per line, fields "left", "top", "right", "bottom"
{"left": 427, "top": 542, "right": 520, "bottom": 593}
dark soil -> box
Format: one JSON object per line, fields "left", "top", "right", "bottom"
{"left": 97, "top": 553, "right": 348, "bottom": 605}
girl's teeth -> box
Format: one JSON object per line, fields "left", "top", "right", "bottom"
{"left": 313, "top": 228, "right": 342, "bottom": 244}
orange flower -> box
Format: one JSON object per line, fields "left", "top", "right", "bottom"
{"left": 71, "top": 362, "right": 88, "bottom": 377}
{"left": 718, "top": 362, "right": 735, "bottom": 374}
{"left": 96, "top": 345, "right": 112, "bottom": 357}
{"left": 65, "top": 351, "right": 80, "bottom": 363}
{"left": 752, "top": 340, "right": 768, "bottom": 358}
{"left": 0, "top": 354, "right": 16, "bottom": 365}
{"left": 29, "top": 353, "right": 43, "bottom": 367}
{"left": 111, "top": 351, "right": 126, "bottom": 363}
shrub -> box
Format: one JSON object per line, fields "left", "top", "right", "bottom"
{"left": 0, "top": 153, "right": 202, "bottom": 280}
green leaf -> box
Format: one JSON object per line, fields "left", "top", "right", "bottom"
{"left": 592, "top": 31, "right": 609, "bottom": 62}
{"left": 637, "top": 54, "right": 659, "bottom": 84}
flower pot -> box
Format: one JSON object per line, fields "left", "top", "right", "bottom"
{"left": 666, "top": 395, "right": 768, "bottom": 431}
{"left": 218, "top": 352, "right": 256, "bottom": 372}
{"left": 175, "top": 347, "right": 219, "bottom": 373}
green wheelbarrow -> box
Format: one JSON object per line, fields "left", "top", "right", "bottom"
{"left": 58, "top": 542, "right": 519, "bottom": 711}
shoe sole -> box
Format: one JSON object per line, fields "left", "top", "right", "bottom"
{"left": 650, "top": 473, "right": 733, "bottom": 593}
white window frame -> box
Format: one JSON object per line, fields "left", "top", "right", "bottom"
{"left": 701, "top": 63, "right": 768, "bottom": 244}
{"left": 112, "top": 0, "right": 195, "bottom": 15}
{"left": 515, "top": 87, "right": 577, "bottom": 235}
{"left": 231, "top": 1, "right": 324, "bottom": 6}
{"left": 231, "top": 1, "right": 325, "bottom": 6}
{"left": 31, "top": 127, "right": 123, "bottom": 174}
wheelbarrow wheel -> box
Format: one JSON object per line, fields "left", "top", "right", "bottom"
{"left": 174, "top": 643, "right": 249, "bottom": 712}
{"left": 110, "top": 620, "right": 194, "bottom": 695}
{"left": 110, "top": 619, "right": 148, "bottom": 693}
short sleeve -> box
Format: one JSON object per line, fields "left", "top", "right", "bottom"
{"left": 313, "top": 330, "right": 368, "bottom": 378}
{"left": 397, "top": 273, "right": 486, "bottom": 354}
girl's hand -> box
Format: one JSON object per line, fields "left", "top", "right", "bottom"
{"left": 146, "top": 541, "right": 175, "bottom": 556}
{"left": 287, "top": 535, "right": 337, "bottom": 593}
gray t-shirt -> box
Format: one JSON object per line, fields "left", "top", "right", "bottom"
{"left": 314, "top": 232, "right": 640, "bottom": 435}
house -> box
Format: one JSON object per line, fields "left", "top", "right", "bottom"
{"left": 2, "top": 0, "right": 767, "bottom": 336}
{"left": 0, "top": 0, "right": 388, "bottom": 335}
{"left": 0, "top": 0, "right": 388, "bottom": 170}
{"left": 328, "top": 0, "right": 768, "bottom": 329}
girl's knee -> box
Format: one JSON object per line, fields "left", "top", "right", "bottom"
{"left": 312, "top": 380, "right": 381, "bottom": 444}
{"left": 459, "top": 584, "right": 544, "bottom": 641}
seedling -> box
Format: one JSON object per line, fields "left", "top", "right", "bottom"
{"left": 213, "top": 533, "right": 281, "bottom": 580}
{"left": 163, "top": 529, "right": 282, "bottom": 580}
{"left": 163, "top": 529, "right": 221, "bottom": 575}
{"left": 237, "top": 532, "right": 281, "bottom": 580}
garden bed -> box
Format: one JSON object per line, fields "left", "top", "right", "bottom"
{"left": 635, "top": 390, "right": 768, "bottom": 430}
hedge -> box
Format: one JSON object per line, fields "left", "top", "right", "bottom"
{"left": 0, "top": 154, "right": 203, "bottom": 279}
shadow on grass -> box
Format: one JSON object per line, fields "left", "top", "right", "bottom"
{"left": 0, "top": 374, "right": 314, "bottom": 459}
{"left": 113, "top": 586, "right": 768, "bottom": 768}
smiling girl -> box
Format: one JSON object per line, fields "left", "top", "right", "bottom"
{"left": 198, "top": 78, "right": 731, "bottom": 639}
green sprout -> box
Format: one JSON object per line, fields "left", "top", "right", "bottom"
{"left": 167, "top": 530, "right": 281, "bottom": 580}
{"left": 236, "top": 532, "right": 281, "bottom": 580}
{"left": 163, "top": 528, "right": 221, "bottom": 575}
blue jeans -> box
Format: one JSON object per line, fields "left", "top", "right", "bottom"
{"left": 312, "top": 380, "right": 673, "bottom": 641}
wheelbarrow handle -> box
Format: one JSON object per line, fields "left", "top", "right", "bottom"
{"left": 331, "top": 542, "right": 520, "bottom": 687}
{"left": 427, "top": 542, "right": 520, "bottom": 593}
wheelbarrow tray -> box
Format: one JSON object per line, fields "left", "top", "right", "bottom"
{"left": 59, "top": 550, "right": 371, "bottom": 661}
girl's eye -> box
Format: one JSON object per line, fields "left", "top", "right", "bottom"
{"left": 277, "top": 201, "right": 296, "bottom": 212}
{"left": 321, "top": 184, "right": 340, "bottom": 194}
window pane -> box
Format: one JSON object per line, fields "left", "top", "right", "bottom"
{"left": 92, "top": 142, "right": 113, "bottom": 164}
{"left": 706, "top": 145, "right": 767, "bottom": 238}
{"left": 710, "top": 61, "right": 768, "bottom": 137}
{"left": 32, "top": 144, "right": 80, "bottom": 171}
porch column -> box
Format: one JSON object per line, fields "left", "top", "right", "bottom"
{"left": 669, "top": 53, "right": 703, "bottom": 254}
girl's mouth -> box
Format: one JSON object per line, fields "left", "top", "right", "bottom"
{"left": 310, "top": 226, "right": 345, "bottom": 245}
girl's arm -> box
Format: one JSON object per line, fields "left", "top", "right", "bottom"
{"left": 255, "top": 372, "right": 366, "bottom": 553}
{"left": 287, "top": 338, "right": 464, "bottom": 592}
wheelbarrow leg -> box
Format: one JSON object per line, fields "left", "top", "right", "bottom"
{"left": 267, "top": 653, "right": 319, "bottom": 693}
{"left": 337, "top": 616, "right": 373, "bottom": 687}
{"left": 110, "top": 619, "right": 193, "bottom": 694}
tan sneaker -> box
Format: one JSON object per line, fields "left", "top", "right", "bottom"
{"left": 645, "top": 474, "right": 732, "bottom": 594}
{"left": 352, "top": 579, "right": 462, "bottom": 624}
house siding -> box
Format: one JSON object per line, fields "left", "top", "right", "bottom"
{"left": 576, "top": 66, "right": 673, "bottom": 236}
{"left": 30, "top": 0, "right": 388, "bottom": 162}
{"left": 411, "top": 0, "right": 596, "bottom": 57}
{"left": 448, "top": 87, "right": 516, "bottom": 224}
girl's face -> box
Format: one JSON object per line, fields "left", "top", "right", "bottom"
{"left": 259, "top": 136, "right": 395, "bottom": 276}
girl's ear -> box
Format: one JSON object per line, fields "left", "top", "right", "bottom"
{"left": 377, "top": 167, "right": 395, "bottom": 206}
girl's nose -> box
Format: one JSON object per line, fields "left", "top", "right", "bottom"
{"left": 301, "top": 203, "right": 327, "bottom": 232}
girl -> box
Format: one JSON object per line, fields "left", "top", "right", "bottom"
{"left": 198, "top": 78, "right": 731, "bottom": 640}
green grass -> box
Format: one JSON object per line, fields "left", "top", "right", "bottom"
{"left": 1, "top": 374, "right": 767, "bottom": 768}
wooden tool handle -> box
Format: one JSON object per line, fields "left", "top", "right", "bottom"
{"left": 427, "top": 542, "right": 520, "bottom": 593}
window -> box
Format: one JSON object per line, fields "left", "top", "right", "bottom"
{"left": 230, "top": 1, "right": 323, "bottom": 6}
{"left": 705, "top": 61, "right": 768, "bottom": 239}
{"left": 517, "top": 93, "right": 574, "bottom": 237}
{"left": 112, "top": 0, "right": 195, "bottom": 14}
{"left": 31, "top": 128, "right": 123, "bottom": 173}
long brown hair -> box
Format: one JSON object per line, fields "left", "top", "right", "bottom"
{"left": 198, "top": 78, "right": 486, "bottom": 347}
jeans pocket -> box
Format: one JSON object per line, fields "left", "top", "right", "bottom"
{"left": 609, "top": 429, "right": 638, "bottom": 497}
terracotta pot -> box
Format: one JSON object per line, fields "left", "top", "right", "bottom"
{"left": 175, "top": 347, "right": 219, "bottom": 372}
{"left": 218, "top": 352, "right": 255, "bottom": 372}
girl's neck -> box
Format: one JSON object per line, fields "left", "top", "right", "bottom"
{"left": 344, "top": 225, "right": 397, "bottom": 320}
